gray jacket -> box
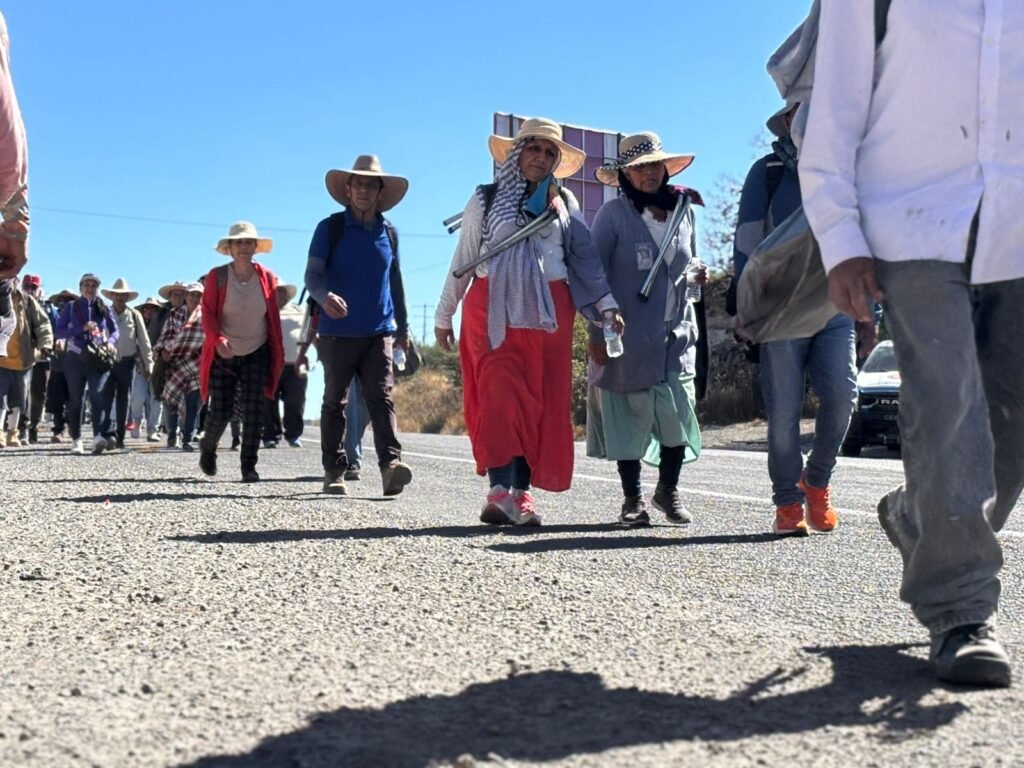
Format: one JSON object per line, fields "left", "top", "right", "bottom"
{"left": 588, "top": 196, "right": 700, "bottom": 393}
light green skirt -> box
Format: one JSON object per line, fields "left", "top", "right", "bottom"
{"left": 586, "top": 373, "right": 701, "bottom": 466}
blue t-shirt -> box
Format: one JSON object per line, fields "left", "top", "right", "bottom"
{"left": 308, "top": 210, "right": 398, "bottom": 337}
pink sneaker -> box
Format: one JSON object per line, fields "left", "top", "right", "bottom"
{"left": 480, "top": 485, "right": 514, "bottom": 525}
{"left": 511, "top": 490, "right": 542, "bottom": 527}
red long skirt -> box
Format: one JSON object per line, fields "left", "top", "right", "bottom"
{"left": 459, "top": 278, "right": 576, "bottom": 492}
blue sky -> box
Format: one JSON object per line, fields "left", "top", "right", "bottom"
{"left": 6, "top": 0, "right": 809, "bottom": 411}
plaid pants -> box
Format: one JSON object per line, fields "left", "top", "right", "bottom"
{"left": 200, "top": 344, "right": 268, "bottom": 471}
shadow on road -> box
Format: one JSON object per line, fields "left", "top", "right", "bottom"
{"left": 180, "top": 644, "right": 966, "bottom": 768}
{"left": 51, "top": 492, "right": 332, "bottom": 504}
{"left": 486, "top": 532, "right": 781, "bottom": 554}
{"left": 167, "top": 523, "right": 625, "bottom": 546}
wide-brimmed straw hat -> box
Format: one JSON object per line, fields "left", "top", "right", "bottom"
{"left": 325, "top": 155, "right": 409, "bottom": 212}
{"left": 101, "top": 277, "right": 140, "bottom": 302}
{"left": 49, "top": 288, "right": 78, "bottom": 303}
{"left": 158, "top": 281, "right": 189, "bottom": 300}
{"left": 595, "top": 132, "right": 695, "bottom": 187}
{"left": 135, "top": 296, "right": 165, "bottom": 311}
{"left": 215, "top": 221, "right": 273, "bottom": 256}
{"left": 275, "top": 283, "right": 298, "bottom": 302}
{"left": 488, "top": 117, "right": 585, "bottom": 179}
{"left": 185, "top": 282, "right": 204, "bottom": 294}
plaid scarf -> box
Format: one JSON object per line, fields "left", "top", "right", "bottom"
{"left": 158, "top": 304, "right": 204, "bottom": 413}
{"left": 481, "top": 142, "right": 568, "bottom": 350}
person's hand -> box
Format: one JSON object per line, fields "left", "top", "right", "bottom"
{"left": 856, "top": 320, "right": 879, "bottom": 360}
{"left": 322, "top": 293, "right": 348, "bottom": 320}
{"left": 216, "top": 338, "right": 234, "bottom": 359}
{"left": 604, "top": 310, "right": 625, "bottom": 335}
{"left": 695, "top": 265, "right": 709, "bottom": 286}
{"left": 435, "top": 326, "right": 455, "bottom": 351}
{"left": 83, "top": 321, "right": 98, "bottom": 333}
{"left": 589, "top": 339, "right": 608, "bottom": 366}
{"left": 395, "top": 336, "right": 409, "bottom": 352}
{"left": 827, "top": 256, "right": 883, "bottom": 322}
{"left": 0, "top": 232, "right": 27, "bottom": 280}
{"left": 295, "top": 351, "right": 309, "bottom": 371}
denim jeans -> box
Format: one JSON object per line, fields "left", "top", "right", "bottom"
{"left": 760, "top": 313, "right": 857, "bottom": 506}
{"left": 63, "top": 352, "right": 111, "bottom": 441}
{"left": 129, "top": 371, "right": 162, "bottom": 436}
{"left": 875, "top": 260, "right": 1024, "bottom": 636}
{"left": 167, "top": 389, "right": 201, "bottom": 444}
{"left": 343, "top": 375, "right": 371, "bottom": 469}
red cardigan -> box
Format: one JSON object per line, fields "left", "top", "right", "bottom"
{"left": 199, "top": 263, "right": 285, "bottom": 401}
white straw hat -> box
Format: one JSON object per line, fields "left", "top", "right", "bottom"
{"left": 488, "top": 117, "right": 585, "bottom": 179}
{"left": 595, "top": 132, "right": 695, "bottom": 187}
{"left": 215, "top": 221, "right": 273, "bottom": 256}
{"left": 100, "top": 277, "right": 140, "bottom": 302}
{"left": 158, "top": 281, "right": 189, "bottom": 300}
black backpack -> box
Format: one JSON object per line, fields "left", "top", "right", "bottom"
{"left": 299, "top": 213, "right": 399, "bottom": 309}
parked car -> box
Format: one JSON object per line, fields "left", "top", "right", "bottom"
{"left": 842, "top": 340, "right": 900, "bottom": 457}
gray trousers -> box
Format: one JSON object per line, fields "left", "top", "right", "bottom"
{"left": 875, "top": 259, "right": 1024, "bottom": 636}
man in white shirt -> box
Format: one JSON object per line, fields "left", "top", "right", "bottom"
{"left": 263, "top": 284, "right": 307, "bottom": 448}
{"left": 800, "top": 0, "right": 1022, "bottom": 688}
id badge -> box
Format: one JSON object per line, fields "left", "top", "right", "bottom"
{"left": 635, "top": 243, "right": 655, "bottom": 271}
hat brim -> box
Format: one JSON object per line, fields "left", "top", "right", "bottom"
{"left": 48, "top": 290, "right": 78, "bottom": 302}
{"left": 101, "top": 289, "right": 140, "bottom": 301}
{"left": 136, "top": 299, "right": 165, "bottom": 310}
{"left": 595, "top": 151, "right": 695, "bottom": 187}
{"left": 325, "top": 169, "right": 409, "bottom": 212}
{"left": 276, "top": 283, "right": 298, "bottom": 302}
{"left": 215, "top": 237, "right": 273, "bottom": 256}
{"left": 158, "top": 283, "right": 189, "bottom": 300}
{"left": 488, "top": 134, "right": 585, "bottom": 179}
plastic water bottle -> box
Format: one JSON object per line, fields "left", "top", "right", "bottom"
{"left": 393, "top": 346, "right": 407, "bottom": 371}
{"left": 603, "top": 317, "right": 624, "bottom": 359}
{"left": 685, "top": 261, "right": 702, "bottom": 303}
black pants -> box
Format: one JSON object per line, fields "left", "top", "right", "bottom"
{"left": 102, "top": 357, "right": 135, "bottom": 442}
{"left": 200, "top": 345, "right": 268, "bottom": 471}
{"left": 617, "top": 445, "right": 686, "bottom": 497}
{"left": 319, "top": 335, "right": 400, "bottom": 474}
{"left": 263, "top": 363, "right": 306, "bottom": 442}
{"left": 46, "top": 367, "right": 69, "bottom": 435}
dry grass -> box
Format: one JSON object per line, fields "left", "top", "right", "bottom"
{"left": 393, "top": 369, "right": 465, "bottom": 434}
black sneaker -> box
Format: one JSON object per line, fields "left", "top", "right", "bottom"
{"left": 28, "top": 428, "right": 38, "bottom": 444}
{"left": 199, "top": 450, "right": 217, "bottom": 477}
{"left": 241, "top": 468, "right": 260, "bottom": 483}
{"left": 181, "top": 442, "right": 194, "bottom": 453}
{"left": 931, "top": 623, "right": 1011, "bottom": 688}
{"left": 619, "top": 496, "right": 651, "bottom": 527}
{"left": 651, "top": 484, "right": 691, "bottom": 524}
{"left": 230, "top": 437, "right": 240, "bottom": 451}
{"left": 167, "top": 435, "right": 178, "bottom": 449}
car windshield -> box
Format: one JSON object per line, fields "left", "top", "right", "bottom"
{"left": 863, "top": 343, "right": 897, "bottom": 373}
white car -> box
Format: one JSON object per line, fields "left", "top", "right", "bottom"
{"left": 841, "top": 340, "right": 901, "bottom": 457}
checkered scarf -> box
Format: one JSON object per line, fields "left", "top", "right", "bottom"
{"left": 157, "top": 304, "right": 204, "bottom": 413}
{"left": 481, "top": 142, "right": 567, "bottom": 350}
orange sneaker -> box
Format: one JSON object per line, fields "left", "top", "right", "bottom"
{"left": 773, "top": 503, "right": 809, "bottom": 537}
{"left": 798, "top": 472, "right": 839, "bottom": 532}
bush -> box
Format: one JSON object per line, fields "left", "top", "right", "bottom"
{"left": 393, "top": 369, "right": 465, "bottom": 435}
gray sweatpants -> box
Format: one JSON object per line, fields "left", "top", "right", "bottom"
{"left": 875, "top": 259, "right": 1024, "bottom": 636}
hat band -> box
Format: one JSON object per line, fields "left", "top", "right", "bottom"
{"left": 611, "top": 139, "right": 663, "bottom": 168}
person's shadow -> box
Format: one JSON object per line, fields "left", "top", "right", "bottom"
{"left": 181, "top": 643, "right": 966, "bottom": 768}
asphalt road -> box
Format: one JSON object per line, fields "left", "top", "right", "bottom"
{"left": 2, "top": 430, "right": 1021, "bottom": 767}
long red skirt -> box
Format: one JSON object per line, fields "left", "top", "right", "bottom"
{"left": 460, "top": 278, "right": 576, "bottom": 492}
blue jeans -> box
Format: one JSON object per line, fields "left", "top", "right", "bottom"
{"left": 63, "top": 352, "right": 112, "bottom": 441}
{"left": 343, "top": 375, "right": 371, "bottom": 469}
{"left": 167, "top": 389, "right": 201, "bottom": 444}
{"left": 129, "top": 370, "right": 161, "bottom": 436}
{"left": 760, "top": 313, "right": 857, "bottom": 506}
{"left": 874, "top": 260, "right": 1024, "bottom": 636}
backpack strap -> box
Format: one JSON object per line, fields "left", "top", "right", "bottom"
{"left": 764, "top": 159, "right": 785, "bottom": 205}
{"left": 326, "top": 211, "right": 346, "bottom": 269}
{"left": 382, "top": 219, "right": 399, "bottom": 259}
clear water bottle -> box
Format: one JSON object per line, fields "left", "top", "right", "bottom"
{"left": 603, "top": 317, "right": 624, "bottom": 358}
{"left": 685, "top": 261, "right": 702, "bottom": 303}
{"left": 393, "top": 346, "right": 407, "bottom": 371}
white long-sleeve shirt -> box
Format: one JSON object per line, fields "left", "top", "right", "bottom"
{"left": 799, "top": 0, "right": 1024, "bottom": 284}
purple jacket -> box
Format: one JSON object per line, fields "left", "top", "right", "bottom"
{"left": 55, "top": 297, "right": 119, "bottom": 354}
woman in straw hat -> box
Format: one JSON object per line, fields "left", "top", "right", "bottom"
{"left": 585, "top": 132, "right": 708, "bottom": 527}
{"left": 54, "top": 273, "right": 119, "bottom": 455}
{"left": 100, "top": 278, "right": 153, "bottom": 449}
{"left": 198, "top": 221, "right": 284, "bottom": 482}
{"left": 435, "top": 117, "right": 621, "bottom": 526}
{"left": 154, "top": 283, "right": 205, "bottom": 451}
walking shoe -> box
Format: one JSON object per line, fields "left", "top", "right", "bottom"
{"left": 323, "top": 472, "right": 347, "bottom": 495}
{"left": 6, "top": 429, "right": 20, "bottom": 448}
{"left": 344, "top": 467, "right": 361, "bottom": 482}
{"left": 115, "top": 439, "right": 126, "bottom": 450}
{"left": 126, "top": 421, "right": 137, "bottom": 433}
{"left": 931, "top": 623, "right": 1012, "bottom": 688}
{"left": 230, "top": 436, "right": 240, "bottom": 451}
{"left": 651, "top": 484, "right": 691, "bottom": 524}
{"left": 773, "top": 503, "right": 810, "bottom": 537}
{"left": 199, "top": 450, "right": 217, "bottom": 477}
{"left": 51, "top": 433, "right": 64, "bottom": 444}
{"left": 619, "top": 495, "right": 651, "bottom": 527}
{"left": 263, "top": 439, "right": 278, "bottom": 449}
{"left": 511, "top": 490, "right": 542, "bottom": 526}
{"left": 70, "top": 438, "right": 85, "bottom": 455}
{"left": 798, "top": 472, "right": 839, "bottom": 532}
{"left": 0, "top": 430, "right": 7, "bottom": 448}
{"left": 130, "top": 426, "right": 140, "bottom": 439}
{"left": 241, "top": 468, "right": 260, "bottom": 483}
{"left": 146, "top": 431, "right": 160, "bottom": 443}
{"left": 480, "top": 485, "right": 515, "bottom": 525}
{"left": 167, "top": 434, "right": 178, "bottom": 449}
{"left": 181, "top": 442, "right": 195, "bottom": 453}
{"left": 288, "top": 438, "right": 302, "bottom": 448}
{"left": 381, "top": 460, "right": 412, "bottom": 496}
{"left": 28, "top": 428, "right": 38, "bottom": 444}
{"left": 92, "top": 435, "right": 108, "bottom": 454}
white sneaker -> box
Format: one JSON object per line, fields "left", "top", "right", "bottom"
{"left": 480, "top": 485, "right": 515, "bottom": 525}
{"left": 146, "top": 432, "right": 160, "bottom": 443}
{"left": 70, "top": 438, "right": 85, "bottom": 455}
{"left": 92, "top": 435, "right": 108, "bottom": 455}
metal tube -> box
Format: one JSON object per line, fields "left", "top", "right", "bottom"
{"left": 638, "top": 195, "right": 692, "bottom": 301}
{"left": 452, "top": 207, "right": 557, "bottom": 279}
{"left": 447, "top": 221, "right": 463, "bottom": 234}
{"left": 442, "top": 212, "right": 463, "bottom": 227}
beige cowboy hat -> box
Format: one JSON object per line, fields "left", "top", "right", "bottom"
{"left": 158, "top": 281, "right": 189, "bottom": 300}
{"left": 215, "top": 221, "right": 273, "bottom": 256}
{"left": 101, "top": 277, "right": 140, "bottom": 302}
{"left": 48, "top": 288, "right": 78, "bottom": 303}
{"left": 275, "top": 283, "right": 298, "bottom": 303}
{"left": 595, "top": 131, "right": 695, "bottom": 187}
{"left": 185, "top": 281, "right": 205, "bottom": 294}
{"left": 135, "top": 296, "right": 165, "bottom": 311}
{"left": 325, "top": 155, "right": 409, "bottom": 212}
{"left": 488, "top": 117, "right": 585, "bottom": 179}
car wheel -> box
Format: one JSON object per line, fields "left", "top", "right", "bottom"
{"left": 841, "top": 441, "right": 862, "bottom": 457}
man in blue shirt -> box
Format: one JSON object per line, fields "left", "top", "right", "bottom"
{"left": 304, "top": 155, "right": 412, "bottom": 497}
